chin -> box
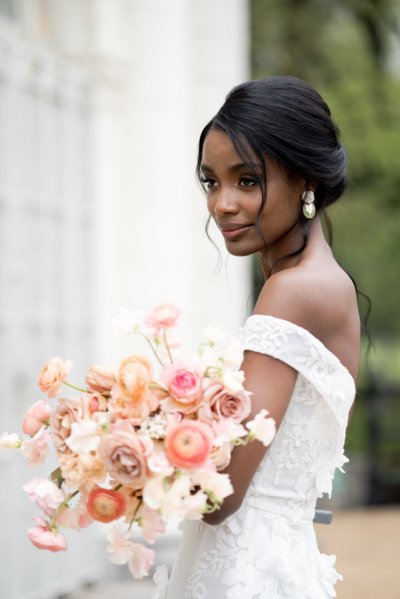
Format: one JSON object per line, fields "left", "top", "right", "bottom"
{"left": 224, "top": 242, "right": 259, "bottom": 257}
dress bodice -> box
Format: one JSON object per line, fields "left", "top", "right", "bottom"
{"left": 153, "top": 315, "right": 357, "bottom": 599}
{"left": 241, "top": 314, "right": 356, "bottom": 521}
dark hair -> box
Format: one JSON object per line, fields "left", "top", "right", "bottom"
{"left": 197, "top": 76, "right": 371, "bottom": 337}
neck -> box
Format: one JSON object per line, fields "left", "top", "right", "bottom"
{"left": 258, "top": 217, "right": 328, "bottom": 280}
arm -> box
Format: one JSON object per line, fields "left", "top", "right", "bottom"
{"left": 203, "top": 274, "right": 312, "bottom": 526}
{"left": 203, "top": 348, "right": 298, "bottom": 525}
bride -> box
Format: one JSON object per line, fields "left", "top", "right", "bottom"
{"left": 154, "top": 76, "right": 360, "bottom": 598}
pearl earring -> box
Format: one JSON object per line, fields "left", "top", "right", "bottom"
{"left": 301, "top": 190, "right": 316, "bottom": 219}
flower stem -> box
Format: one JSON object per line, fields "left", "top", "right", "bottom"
{"left": 162, "top": 328, "right": 173, "bottom": 364}
{"left": 64, "top": 381, "right": 87, "bottom": 393}
{"left": 51, "top": 489, "right": 80, "bottom": 528}
{"left": 139, "top": 333, "right": 165, "bottom": 366}
{"left": 128, "top": 499, "right": 142, "bottom": 531}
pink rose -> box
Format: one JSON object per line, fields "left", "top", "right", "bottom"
{"left": 28, "top": 524, "right": 67, "bottom": 552}
{"left": 145, "top": 303, "right": 180, "bottom": 330}
{"left": 22, "top": 400, "right": 52, "bottom": 436}
{"left": 38, "top": 357, "right": 72, "bottom": 398}
{"left": 165, "top": 420, "right": 213, "bottom": 469}
{"left": 99, "top": 430, "right": 148, "bottom": 490}
{"left": 86, "top": 365, "right": 116, "bottom": 395}
{"left": 198, "top": 381, "right": 251, "bottom": 423}
{"left": 160, "top": 363, "right": 203, "bottom": 414}
{"left": 22, "top": 478, "right": 64, "bottom": 516}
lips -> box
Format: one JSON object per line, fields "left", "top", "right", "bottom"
{"left": 218, "top": 223, "right": 253, "bottom": 239}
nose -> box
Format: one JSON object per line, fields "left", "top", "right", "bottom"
{"left": 209, "top": 188, "right": 240, "bottom": 216}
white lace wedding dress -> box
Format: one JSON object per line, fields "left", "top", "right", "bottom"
{"left": 152, "top": 315, "right": 356, "bottom": 599}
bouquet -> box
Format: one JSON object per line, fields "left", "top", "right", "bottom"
{"left": 0, "top": 303, "right": 275, "bottom": 579}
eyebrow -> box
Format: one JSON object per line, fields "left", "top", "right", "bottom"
{"left": 200, "top": 162, "right": 260, "bottom": 174}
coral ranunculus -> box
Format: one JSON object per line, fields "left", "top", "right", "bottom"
{"left": 165, "top": 420, "right": 213, "bottom": 469}
{"left": 87, "top": 487, "right": 126, "bottom": 523}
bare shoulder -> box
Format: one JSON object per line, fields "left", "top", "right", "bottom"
{"left": 253, "top": 262, "right": 359, "bottom": 343}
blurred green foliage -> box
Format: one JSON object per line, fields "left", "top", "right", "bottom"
{"left": 251, "top": 0, "right": 400, "bottom": 346}
{"left": 251, "top": 1, "right": 400, "bottom": 461}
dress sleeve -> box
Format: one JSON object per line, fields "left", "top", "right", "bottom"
{"left": 240, "top": 314, "right": 355, "bottom": 427}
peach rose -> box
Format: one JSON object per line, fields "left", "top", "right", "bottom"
{"left": 160, "top": 363, "right": 203, "bottom": 414}
{"left": 165, "top": 420, "right": 213, "bottom": 469}
{"left": 51, "top": 397, "right": 82, "bottom": 452}
{"left": 87, "top": 487, "right": 126, "bottom": 523}
{"left": 198, "top": 381, "right": 251, "bottom": 423}
{"left": 111, "top": 355, "right": 158, "bottom": 419}
{"left": 22, "top": 400, "right": 52, "bottom": 436}
{"left": 145, "top": 303, "right": 180, "bottom": 330}
{"left": 38, "top": 357, "right": 72, "bottom": 398}
{"left": 86, "top": 365, "right": 116, "bottom": 395}
{"left": 99, "top": 431, "right": 148, "bottom": 490}
{"left": 28, "top": 524, "right": 67, "bottom": 552}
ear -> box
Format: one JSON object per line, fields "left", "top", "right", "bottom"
{"left": 305, "top": 179, "right": 318, "bottom": 192}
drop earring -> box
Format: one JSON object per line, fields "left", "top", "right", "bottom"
{"left": 302, "top": 190, "right": 316, "bottom": 219}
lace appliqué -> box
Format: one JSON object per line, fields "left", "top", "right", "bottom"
{"left": 153, "top": 315, "right": 355, "bottom": 599}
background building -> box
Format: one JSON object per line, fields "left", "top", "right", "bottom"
{"left": 0, "top": 1, "right": 250, "bottom": 597}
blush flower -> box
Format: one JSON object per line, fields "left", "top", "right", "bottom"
{"left": 22, "top": 478, "right": 65, "bottom": 516}
{"left": 20, "top": 429, "right": 50, "bottom": 465}
{"left": 38, "top": 357, "right": 72, "bottom": 398}
{"left": 65, "top": 419, "right": 100, "bottom": 454}
{"left": 160, "top": 363, "right": 203, "bottom": 414}
{"left": 51, "top": 397, "right": 82, "bottom": 452}
{"left": 111, "top": 355, "right": 158, "bottom": 420}
{"left": 145, "top": 303, "right": 180, "bottom": 330}
{"left": 86, "top": 365, "right": 116, "bottom": 395}
{"left": 22, "top": 400, "right": 52, "bottom": 436}
{"left": 99, "top": 430, "right": 148, "bottom": 490}
{"left": 198, "top": 381, "right": 251, "bottom": 423}
{"left": 165, "top": 420, "right": 213, "bottom": 469}
{"left": 245, "top": 409, "right": 276, "bottom": 446}
{"left": 107, "top": 524, "right": 154, "bottom": 579}
{"left": 0, "top": 432, "right": 22, "bottom": 448}
{"left": 138, "top": 503, "right": 166, "bottom": 543}
{"left": 87, "top": 487, "right": 126, "bottom": 523}
{"left": 28, "top": 522, "right": 67, "bottom": 552}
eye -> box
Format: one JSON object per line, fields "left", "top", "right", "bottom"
{"left": 239, "top": 176, "right": 258, "bottom": 188}
{"left": 200, "top": 177, "right": 218, "bottom": 191}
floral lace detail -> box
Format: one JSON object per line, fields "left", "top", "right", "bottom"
{"left": 153, "top": 315, "right": 355, "bottom": 599}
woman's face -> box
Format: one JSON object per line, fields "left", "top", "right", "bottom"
{"left": 200, "top": 129, "right": 305, "bottom": 258}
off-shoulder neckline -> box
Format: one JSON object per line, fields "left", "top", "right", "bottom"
{"left": 244, "top": 314, "right": 357, "bottom": 391}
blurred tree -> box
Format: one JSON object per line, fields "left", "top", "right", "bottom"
{"left": 251, "top": 0, "right": 400, "bottom": 341}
